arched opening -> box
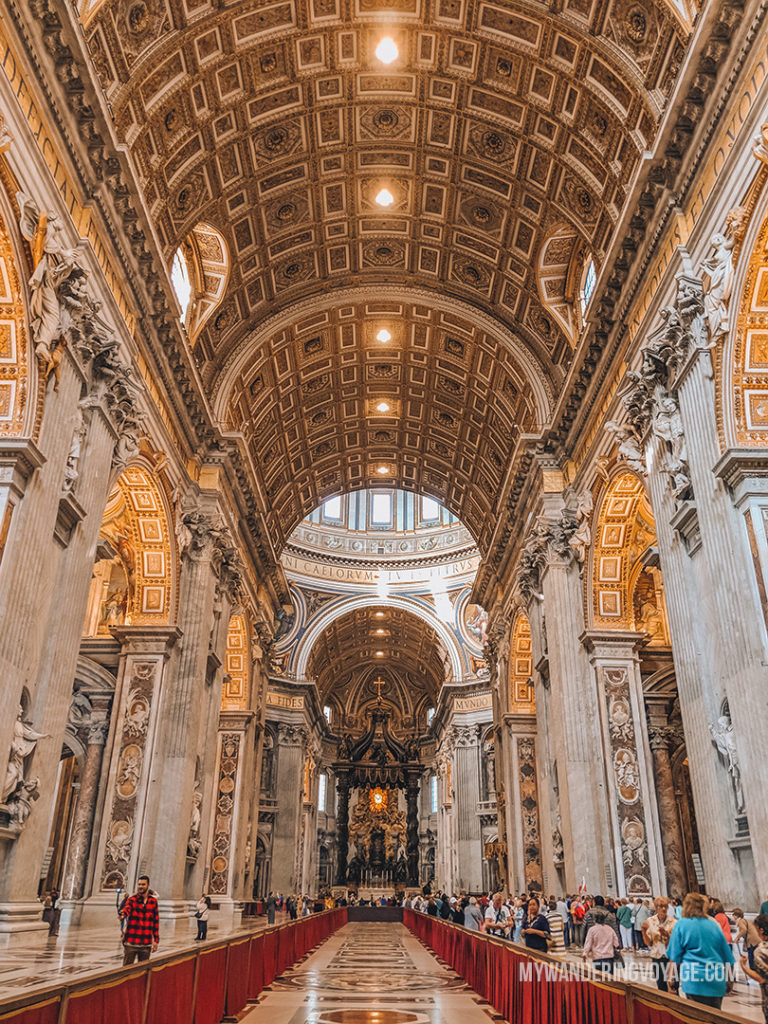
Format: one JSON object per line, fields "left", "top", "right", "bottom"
{"left": 82, "top": 464, "right": 175, "bottom": 634}
{"left": 590, "top": 471, "right": 669, "bottom": 640}
{"left": 170, "top": 223, "right": 230, "bottom": 343}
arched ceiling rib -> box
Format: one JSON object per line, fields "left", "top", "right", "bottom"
{"left": 307, "top": 603, "right": 449, "bottom": 705}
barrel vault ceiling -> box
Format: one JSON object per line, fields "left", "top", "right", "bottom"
{"left": 80, "top": 0, "right": 691, "bottom": 552}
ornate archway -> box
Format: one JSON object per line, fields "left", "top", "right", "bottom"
{"left": 589, "top": 471, "right": 669, "bottom": 642}
{"left": 82, "top": 463, "right": 176, "bottom": 634}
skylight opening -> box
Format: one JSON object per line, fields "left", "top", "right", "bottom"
{"left": 581, "top": 259, "right": 596, "bottom": 315}
{"left": 171, "top": 248, "right": 192, "bottom": 322}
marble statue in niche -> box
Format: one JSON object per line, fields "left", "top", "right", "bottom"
{"left": 187, "top": 782, "right": 203, "bottom": 859}
{"left": 3, "top": 705, "right": 48, "bottom": 807}
{"left": 710, "top": 711, "right": 745, "bottom": 813}
{"left": 633, "top": 569, "right": 667, "bottom": 644}
{"left": 63, "top": 406, "right": 87, "bottom": 493}
{"left": 653, "top": 391, "right": 691, "bottom": 502}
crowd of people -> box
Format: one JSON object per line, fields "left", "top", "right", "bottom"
{"left": 406, "top": 888, "right": 768, "bottom": 1018}
{"left": 46, "top": 871, "right": 768, "bottom": 1020}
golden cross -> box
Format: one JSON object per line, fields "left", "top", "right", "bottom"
{"left": 373, "top": 677, "right": 386, "bottom": 702}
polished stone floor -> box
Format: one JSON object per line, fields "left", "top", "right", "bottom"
{"left": 241, "top": 922, "right": 499, "bottom": 1024}
{"left": 0, "top": 912, "right": 278, "bottom": 1001}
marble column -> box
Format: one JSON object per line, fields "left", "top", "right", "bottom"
{"left": 0, "top": 355, "right": 141, "bottom": 940}
{"left": 82, "top": 626, "right": 180, "bottom": 927}
{"left": 60, "top": 716, "right": 110, "bottom": 904}
{"left": 270, "top": 723, "right": 306, "bottom": 893}
{"left": 622, "top": 266, "right": 768, "bottom": 903}
{"left": 582, "top": 631, "right": 665, "bottom": 898}
{"left": 647, "top": 725, "right": 688, "bottom": 899}
{"left": 136, "top": 504, "right": 237, "bottom": 925}
{"left": 534, "top": 504, "right": 615, "bottom": 895}
{"left": 206, "top": 711, "right": 253, "bottom": 929}
{"left": 452, "top": 725, "right": 483, "bottom": 892}
{"left": 405, "top": 774, "right": 420, "bottom": 886}
{"left": 335, "top": 773, "right": 350, "bottom": 886}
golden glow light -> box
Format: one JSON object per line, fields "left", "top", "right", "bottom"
{"left": 369, "top": 786, "right": 389, "bottom": 812}
{"left": 376, "top": 401, "right": 390, "bottom": 412}
{"left": 375, "top": 37, "right": 398, "bottom": 64}
{"left": 375, "top": 188, "right": 394, "bottom": 207}
{"left": 375, "top": 611, "right": 385, "bottom": 618}
{"left": 376, "top": 328, "right": 392, "bottom": 342}
{"left": 375, "top": 650, "right": 384, "bottom": 656}
{"left": 377, "top": 465, "right": 389, "bottom": 474}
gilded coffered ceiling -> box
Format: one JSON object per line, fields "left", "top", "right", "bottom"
{"left": 307, "top": 604, "right": 449, "bottom": 706}
{"left": 79, "top": 0, "right": 691, "bottom": 549}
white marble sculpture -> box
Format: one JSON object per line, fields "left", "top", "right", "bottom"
{"left": 3, "top": 705, "right": 48, "bottom": 806}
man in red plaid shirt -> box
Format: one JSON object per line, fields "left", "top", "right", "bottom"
{"left": 120, "top": 875, "right": 159, "bottom": 965}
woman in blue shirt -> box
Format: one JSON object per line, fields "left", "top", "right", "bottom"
{"left": 667, "top": 892, "right": 734, "bottom": 1008}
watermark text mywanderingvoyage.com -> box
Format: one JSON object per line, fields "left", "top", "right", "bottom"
{"left": 518, "top": 961, "right": 739, "bottom": 985}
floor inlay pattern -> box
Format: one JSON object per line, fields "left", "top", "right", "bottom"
{"left": 242, "top": 923, "right": 501, "bottom": 1024}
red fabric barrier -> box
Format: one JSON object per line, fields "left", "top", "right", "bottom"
{"left": 0, "top": 908, "right": 348, "bottom": 1024}
{"left": 193, "top": 947, "right": 227, "bottom": 1024}
{"left": 261, "top": 928, "right": 279, "bottom": 988}
{"left": 403, "top": 910, "right": 734, "bottom": 1024}
{"left": 248, "top": 932, "right": 266, "bottom": 998}
{"left": 66, "top": 975, "right": 145, "bottom": 1024}
{"left": 224, "top": 938, "right": 251, "bottom": 1017}
{"left": 145, "top": 955, "right": 196, "bottom": 1024}
{"left": 0, "top": 999, "right": 60, "bottom": 1024}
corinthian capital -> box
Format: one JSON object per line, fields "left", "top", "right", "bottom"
{"left": 277, "top": 723, "right": 308, "bottom": 747}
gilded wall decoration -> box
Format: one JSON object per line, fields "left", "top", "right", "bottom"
{"left": 508, "top": 613, "right": 535, "bottom": 714}
{"left": 86, "top": 466, "right": 174, "bottom": 635}
{"left": 100, "top": 661, "right": 158, "bottom": 889}
{"left": 221, "top": 613, "right": 249, "bottom": 711}
{"left": 592, "top": 472, "right": 666, "bottom": 635}
{"left": 517, "top": 736, "right": 543, "bottom": 893}
{"left": 348, "top": 786, "right": 406, "bottom": 861}
{"left": 208, "top": 732, "right": 242, "bottom": 895}
{"left": 0, "top": 196, "right": 30, "bottom": 438}
{"left": 601, "top": 667, "right": 652, "bottom": 895}
{"left": 726, "top": 206, "right": 768, "bottom": 445}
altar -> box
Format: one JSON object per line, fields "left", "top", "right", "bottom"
{"left": 333, "top": 703, "right": 422, "bottom": 888}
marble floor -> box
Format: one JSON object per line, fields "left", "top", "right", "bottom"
{"left": 0, "top": 911, "right": 280, "bottom": 1002}
{"left": 241, "top": 922, "right": 500, "bottom": 1024}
